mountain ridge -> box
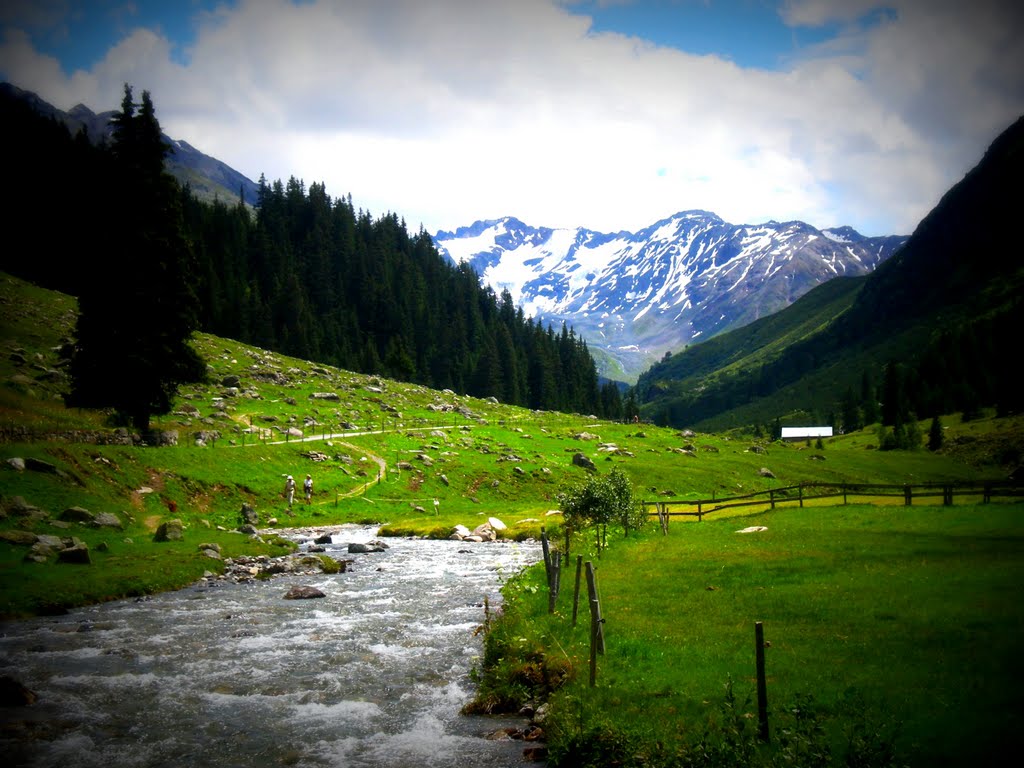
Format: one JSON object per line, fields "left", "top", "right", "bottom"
{"left": 432, "top": 210, "right": 907, "bottom": 381}
{"left": 0, "top": 81, "right": 260, "bottom": 206}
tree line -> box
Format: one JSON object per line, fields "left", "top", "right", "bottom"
{"left": 183, "top": 178, "right": 619, "bottom": 417}
{"left": 1, "top": 85, "right": 621, "bottom": 428}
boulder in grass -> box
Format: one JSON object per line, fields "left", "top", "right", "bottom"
{"left": 60, "top": 506, "right": 95, "bottom": 523}
{"left": 572, "top": 453, "right": 596, "bottom": 471}
{"left": 93, "top": 512, "right": 123, "bottom": 530}
{"left": 0, "top": 530, "right": 37, "bottom": 546}
{"left": 154, "top": 519, "right": 184, "bottom": 542}
{"left": 57, "top": 544, "right": 91, "bottom": 564}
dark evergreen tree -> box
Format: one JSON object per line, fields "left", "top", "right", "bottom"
{"left": 928, "top": 415, "right": 944, "bottom": 451}
{"left": 623, "top": 390, "right": 640, "bottom": 423}
{"left": 881, "top": 361, "right": 909, "bottom": 427}
{"left": 66, "top": 85, "right": 205, "bottom": 432}
{"left": 861, "top": 371, "right": 881, "bottom": 426}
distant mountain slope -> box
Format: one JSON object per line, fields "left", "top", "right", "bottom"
{"left": 0, "top": 82, "right": 259, "bottom": 206}
{"left": 433, "top": 212, "right": 905, "bottom": 381}
{"left": 635, "top": 113, "right": 1024, "bottom": 431}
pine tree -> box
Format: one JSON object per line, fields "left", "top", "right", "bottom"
{"left": 66, "top": 85, "right": 205, "bottom": 433}
{"left": 928, "top": 415, "right": 944, "bottom": 451}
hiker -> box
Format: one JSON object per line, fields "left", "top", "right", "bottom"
{"left": 284, "top": 475, "right": 296, "bottom": 509}
{"left": 304, "top": 474, "right": 313, "bottom": 505}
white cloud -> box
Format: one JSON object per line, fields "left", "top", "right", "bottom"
{"left": 1, "top": 0, "right": 1022, "bottom": 236}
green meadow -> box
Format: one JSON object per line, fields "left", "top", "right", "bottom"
{"left": 478, "top": 501, "right": 1024, "bottom": 767}
{"left": 2, "top": 273, "right": 1022, "bottom": 765}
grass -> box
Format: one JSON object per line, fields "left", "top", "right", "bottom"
{"left": 477, "top": 503, "right": 1024, "bottom": 767}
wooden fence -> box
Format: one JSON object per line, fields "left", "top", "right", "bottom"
{"left": 645, "top": 481, "right": 1024, "bottom": 528}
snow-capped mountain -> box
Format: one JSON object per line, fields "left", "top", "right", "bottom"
{"left": 432, "top": 211, "right": 907, "bottom": 381}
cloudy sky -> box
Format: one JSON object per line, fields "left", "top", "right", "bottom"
{"left": 1, "top": 0, "right": 1022, "bottom": 237}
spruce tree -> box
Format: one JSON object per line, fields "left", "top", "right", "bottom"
{"left": 928, "top": 415, "right": 944, "bottom": 451}
{"left": 66, "top": 85, "right": 205, "bottom": 433}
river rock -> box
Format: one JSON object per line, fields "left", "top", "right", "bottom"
{"left": 347, "top": 541, "right": 389, "bottom": 553}
{"left": 0, "top": 676, "right": 37, "bottom": 706}
{"left": 471, "top": 523, "right": 496, "bottom": 541}
{"left": 283, "top": 585, "right": 325, "bottom": 600}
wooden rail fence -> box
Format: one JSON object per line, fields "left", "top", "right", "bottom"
{"left": 645, "top": 481, "right": 1024, "bottom": 528}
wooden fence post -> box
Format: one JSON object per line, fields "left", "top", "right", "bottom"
{"left": 590, "top": 598, "right": 600, "bottom": 687}
{"left": 798, "top": 485, "right": 804, "bottom": 508}
{"left": 572, "top": 555, "right": 583, "bottom": 627}
{"left": 770, "top": 488, "right": 775, "bottom": 510}
{"left": 755, "top": 621, "right": 769, "bottom": 743}
{"left": 548, "top": 551, "right": 561, "bottom": 614}
{"left": 541, "top": 527, "right": 551, "bottom": 586}
{"left": 904, "top": 485, "right": 912, "bottom": 506}
{"left": 585, "top": 561, "right": 605, "bottom": 655}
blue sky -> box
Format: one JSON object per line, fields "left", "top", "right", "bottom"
{"left": 2, "top": 1, "right": 1022, "bottom": 237}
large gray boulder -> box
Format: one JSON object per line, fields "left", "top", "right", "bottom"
{"left": 93, "top": 512, "right": 123, "bottom": 529}
{"left": 154, "top": 519, "right": 184, "bottom": 542}
{"left": 57, "top": 543, "right": 91, "bottom": 564}
{"left": 60, "top": 506, "right": 95, "bottom": 523}
{"left": 572, "top": 453, "right": 596, "bottom": 471}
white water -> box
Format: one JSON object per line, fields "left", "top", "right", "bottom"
{"left": 0, "top": 526, "right": 543, "bottom": 768}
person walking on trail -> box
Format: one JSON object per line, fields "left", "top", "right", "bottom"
{"left": 284, "top": 475, "right": 296, "bottom": 510}
{"left": 304, "top": 474, "right": 313, "bottom": 505}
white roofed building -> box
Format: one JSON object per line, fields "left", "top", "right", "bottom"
{"left": 780, "top": 426, "right": 833, "bottom": 441}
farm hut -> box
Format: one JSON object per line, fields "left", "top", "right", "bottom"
{"left": 780, "top": 426, "right": 833, "bottom": 442}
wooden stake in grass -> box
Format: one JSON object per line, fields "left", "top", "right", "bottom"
{"left": 572, "top": 555, "right": 583, "bottom": 627}
{"left": 586, "top": 561, "right": 605, "bottom": 655}
{"left": 755, "top": 621, "right": 769, "bottom": 743}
